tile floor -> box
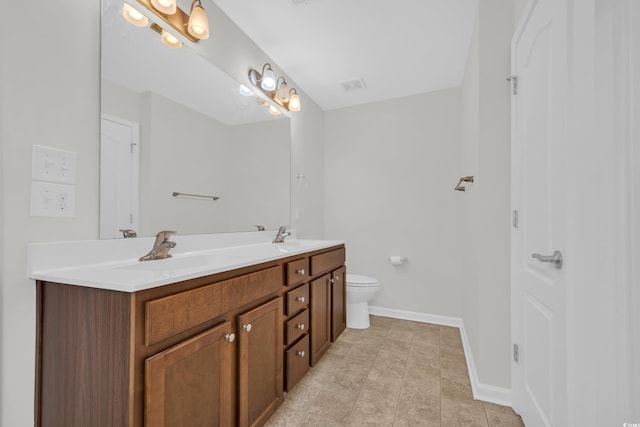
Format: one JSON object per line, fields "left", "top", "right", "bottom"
{"left": 266, "top": 315, "right": 524, "bottom": 426}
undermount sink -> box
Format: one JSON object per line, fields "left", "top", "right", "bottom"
{"left": 116, "top": 253, "right": 246, "bottom": 272}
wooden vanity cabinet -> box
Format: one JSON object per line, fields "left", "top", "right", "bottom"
{"left": 35, "top": 244, "right": 346, "bottom": 427}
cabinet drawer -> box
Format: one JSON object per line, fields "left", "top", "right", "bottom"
{"left": 285, "top": 334, "right": 310, "bottom": 391}
{"left": 310, "top": 247, "right": 345, "bottom": 276}
{"left": 286, "top": 283, "right": 309, "bottom": 316}
{"left": 285, "top": 309, "right": 309, "bottom": 346}
{"left": 286, "top": 258, "right": 309, "bottom": 287}
{"left": 146, "top": 266, "right": 282, "bottom": 346}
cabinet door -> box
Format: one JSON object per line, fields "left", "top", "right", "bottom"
{"left": 310, "top": 274, "right": 331, "bottom": 366}
{"left": 237, "top": 297, "right": 283, "bottom": 427}
{"left": 331, "top": 266, "right": 347, "bottom": 342}
{"left": 145, "top": 321, "right": 234, "bottom": 427}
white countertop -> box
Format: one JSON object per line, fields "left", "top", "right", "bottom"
{"left": 27, "top": 231, "right": 344, "bottom": 292}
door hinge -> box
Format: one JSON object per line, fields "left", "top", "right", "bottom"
{"left": 130, "top": 142, "right": 137, "bottom": 154}
{"left": 513, "top": 344, "right": 519, "bottom": 363}
{"left": 130, "top": 213, "right": 134, "bottom": 224}
{"left": 507, "top": 75, "right": 518, "bottom": 95}
{"left": 512, "top": 210, "right": 519, "bottom": 228}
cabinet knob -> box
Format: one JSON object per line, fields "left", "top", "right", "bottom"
{"left": 334, "top": 275, "right": 339, "bottom": 281}
{"left": 224, "top": 333, "right": 235, "bottom": 342}
{"left": 296, "top": 269, "right": 305, "bottom": 275}
{"left": 296, "top": 296, "right": 305, "bottom": 303}
{"left": 296, "top": 323, "right": 305, "bottom": 330}
{"left": 296, "top": 350, "right": 305, "bottom": 357}
{"left": 243, "top": 324, "right": 252, "bottom": 332}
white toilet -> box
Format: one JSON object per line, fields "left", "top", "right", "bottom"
{"left": 346, "top": 274, "right": 381, "bottom": 329}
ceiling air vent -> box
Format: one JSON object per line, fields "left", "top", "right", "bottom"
{"left": 290, "top": 0, "right": 308, "bottom": 5}
{"left": 340, "top": 78, "right": 367, "bottom": 92}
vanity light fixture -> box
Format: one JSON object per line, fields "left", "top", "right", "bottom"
{"left": 276, "top": 77, "right": 290, "bottom": 102}
{"left": 269, "top": 105, "right": 282, "bottom": 115}
{"left": 260, "top": 63, "right": 277, "bottom": 91}
{"left": 150, "top": 0, "right": 176, "bottom": 15}
{"left": 160, "top": 28, "right": 183, "bottom": 48}
{"left": 288, "top": 89, "right": 301, "bottom": 112}
{"left": 123, "top": 2, "right": 149, "bottom": 27}
{"left": 187, "top": 0, "right": 209, "bottom": 39}
{"left": 239, "top": 84, "right": 254, "bottom": 97}
{"left": 248, "top": 64, "right": 302, "bottom": 112}
{"left": 123, "top": 0, "right": 210, "bottom": 48}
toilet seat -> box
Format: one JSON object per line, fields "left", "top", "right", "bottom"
{"left": 346, "top": 274, "right": 379, "bottom": 287}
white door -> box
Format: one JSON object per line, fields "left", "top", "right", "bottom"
{"left": 511, "top": 0, "right": 568, "bottom": 426}
{"left": 100, "top": 114, "right": 140, "bottom": 239}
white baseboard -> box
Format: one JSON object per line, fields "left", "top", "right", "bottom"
{"left": 368, "top": 306, "right": 513, "bottom": 407}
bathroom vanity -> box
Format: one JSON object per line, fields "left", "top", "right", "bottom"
{"left": 29, "top": 234, "right": 346, "bottom": 427}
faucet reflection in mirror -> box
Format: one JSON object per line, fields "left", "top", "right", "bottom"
{"left": 122, "top": 0, "right": 210, "bottom": 49}
{"left": 249, "top": 64, "right": 302, "bottom": 113}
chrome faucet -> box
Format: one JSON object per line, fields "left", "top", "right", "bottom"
{"left": 272, "top": 226, "right": 291, "bottom": 243}
{"left": 139, "top": 230, "right": 177, "bottom": 261}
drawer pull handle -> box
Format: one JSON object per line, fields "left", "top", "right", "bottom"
{"left": 296, "top": 350, "right": 305, "bottom": 357}
{"left": 224, "top": 333, "right": 235, "bottom": 343}
{"left": 243, "top": 324, "right": 252, "bottom": 332}
{"left": 296, "top": 323, "right": 305, "bottom": 330}
{"left": 297, "top": 269, "right": 305, "bottom": 275}
{"left": 296, "top": 296, "right": 305, "bottom": 303}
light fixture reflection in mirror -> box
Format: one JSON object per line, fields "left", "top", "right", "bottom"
{"left": 160, "top": 27, "right": 183, "bottom": 48}
{"left": 123, "top": 2, "right": 148, "bottom": 26}
{"left": 150, "top": 0, "right": 176, "bottom": 15}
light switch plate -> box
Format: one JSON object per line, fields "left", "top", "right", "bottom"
{"left": 32, "top": 145, "right": 77, "bottom": 184}
{"left": 30, "top": 182, "right": 76, "bottom": 217}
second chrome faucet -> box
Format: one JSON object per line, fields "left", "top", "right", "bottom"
{"left": 272, "top": 226, "right": 291, "bottom": 243}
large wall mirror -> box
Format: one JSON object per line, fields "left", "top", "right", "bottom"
{"left": 100, "top": 0, "right": 291, "bottom": 238}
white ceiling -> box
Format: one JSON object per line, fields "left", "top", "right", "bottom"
{"left": 214, "top": 0, "right": 479, "bottom": 111}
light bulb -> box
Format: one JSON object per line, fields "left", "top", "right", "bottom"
{"left": 277, "top": 80, "right": 290, "bottom": 102}
{"left": 151, "top": 0, "right": 176, "bottom": 15}
{"left": 123, "top": 3, "right": 148, "bottom": 27}
{"left": 269, "top": 105, "right": 282, "bottom": 115}
{"left": 239, "top": 85, "right": 254, "bottom": 96}
{"left": 161, "top": 29, "right": 183, "bottom": 48}
{"left": 188, "top": 1, "right": 210, "bottom": 39}
{"left": 288, "top": 90, "right": 301, "bottom": 112}
{"left": 260, "top": 64, "right": 276, "bottom": 91}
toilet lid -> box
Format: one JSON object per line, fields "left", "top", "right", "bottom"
{"left": 347, "top": 274, "right": 379, "bottom": 287}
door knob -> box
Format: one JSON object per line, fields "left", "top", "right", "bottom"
{"left": 531, "top": 250, "right": 563, "bottom": 269}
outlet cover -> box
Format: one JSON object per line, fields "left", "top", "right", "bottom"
{"left": 30, "top": 182, "right": 76, "bottom": 217}
{"left": 32, "top": 145, "right": 77, "bottom": 185}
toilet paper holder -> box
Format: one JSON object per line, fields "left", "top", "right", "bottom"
{"left": 389, "top": 256, "right": 408, "bottom": 265}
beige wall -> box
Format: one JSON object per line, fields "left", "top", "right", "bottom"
{"left": 0, "top": 1, "right": 325, "bottom": 425}
{"left": 324, "top": 88, "right": 466, "bottom": 318}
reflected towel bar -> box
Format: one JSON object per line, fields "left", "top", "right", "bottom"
{"left": 454, "top": 176, "right": 474, "bottom": 192}
{"left": 172, "top": 192, "right": 220, "bottom": 201}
